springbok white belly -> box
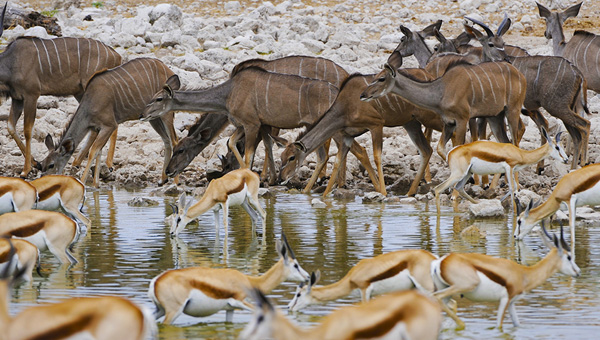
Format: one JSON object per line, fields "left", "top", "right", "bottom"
{"left": 572, "top": 180, "right": 600, "bottom": 206}
{"left": 370, "top": 269, "right": 415, "bottom": 297}
{"left": 62, "top": 331, "right": 95, "bottom": 340}
{"left": 183, "top": 289, "right": 231, "bottom": 317}
{"left": 470, "top": 158, "right": 508, "bottom": 176}
{"left": 0, "top": 193, "right": 15, "bottom": 214}
{"left": 17, "top": 231, "right": 49, "bottom": 252}
{"left": 226, "top": 184, "right": 249, "bottom": 207}
{"left": 36, "top": 193, "right": 62, "bottom": 211}
{"left": 462, "top": 271, "right": 508, "bottom": 302}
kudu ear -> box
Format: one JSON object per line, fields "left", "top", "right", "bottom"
{"left": 562, "top": 2, "right": 583, "bottom": 21}
{"left": 386, "top": 51, "right": 403, "bottom": 75}
{"left": 463, "top": 23, "right": 485, "bottom": 41}
{"left": 399, "top": 25, "right": 413, "bottom": 37}
{"left": 44, "top": 134, "right": 55, "bottom": 151}
{"left": 496, "top": 15, "right": 512, "bottom": 37}
{"left": 0, "top": 2, "right": 7, "bottom": 38}
{"left": 433, "top": 27, "right": 447, "bottom": 43}
{"left": 60, "top": 138, "right": 75, "bottom": 154}
{"left": 165, "top": 74, "right": 181, "bottom": 92}
{"left": 536, "top": 2, "right": 551, "bottom": 18}
{"left": 292, "top": 141, "right": 306, "bottom": 153}
{"left": 270, "top": 135, "right": 289, "bottom": 148}
{"left": 420, "top": 20, "right": 443, "bottom": 38}
{"left": 454, "top": 31, "right": 473, "bottom": 46}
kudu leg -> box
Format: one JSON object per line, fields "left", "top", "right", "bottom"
{"left": 7, "top": 99, "right": 27, "bottom": 158}
{"left": 21, "top": 98, "right": 38, "bottom": 177}
{"left": 80, "top": 128, "right": 113, "bottom": 187}
{"left": 149, "top": 114, "right": 178, "bottom": 186}
{"left": 348, "top": 140, "right": 380, "bottom": 190}
{"left": 523, "top": 109, "right": 549, "bottom": 174}
{"left": 302, "top": 145, "right": 328, "bottom": 194}
{"left": 105, "top": 128, "right": 118, "bottom": 170}
{"left": 323, "top": 137, "right": 353, "bottom": 196}
{"left": 370, "top": 126, "right": 387, "bottom": 196}
{"left": 259, "top": 126, "right": 277, "bottom": 185}
{"left": 228, "top": 127, "right": 246, "bottom": 168}
{"left": 242, "top": 125, "right": 261, "bottom": 169}
{"left": 404, "top": 120, "right": 433, "bottom": 196}
{"left": 423, "top": 127, "right": 433, "bottom": 183}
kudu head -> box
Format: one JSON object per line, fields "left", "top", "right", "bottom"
{"left": 166, "top": 118, "right": 214, "bottom": 178}
{"left": 40, "top": 134, "right": 75, "bottom": 174}
{"left": 360, "top": 50, "right": 403, "bottom": 101}
{"left": 463, "top": 16, "right": 512, "bottom": 62}
{"left": 541, "top": 127, "right": 569, "bottom": 164}
{"left": 287, "top": 269, "right": 321, "bottom": 312}
{"left": 539, "top": 221, "right": 580, "bottom": 277}
{"left": 393, "top": 20, "right": 442, "bottom": 58}
{"left": 141, "top": 74, "right": 181, "bottom": 121}
{"left": 537, "top": 2, "right": 582, "bottom": 40}
{"left": 279, "top": 139, "right": 306, "bottom": 186}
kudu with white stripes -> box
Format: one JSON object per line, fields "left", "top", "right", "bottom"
{"left": 538, "top": 1, "right": 600, "bottom": 93}
{"left": 142, "top": 67, "right": 375, "bottom": 194}
{"left": 465, "top": 17, "right": 590, "bottom": 169}
{"left": 165, "top": 56, "right": 350, "bottom": 183}
{"left": 0, "top": 3, "right": 122, "bottom": 178}
{"left": 40, "top": 58, "right": 178, "bottom": 187}
{"left": 360, "top": 52, "right": 527, "bottom": 156}
{"left": 283, "top": 70, "right": 448, "bottom": 196}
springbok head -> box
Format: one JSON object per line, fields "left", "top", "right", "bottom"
{"left": 141, "top": 74, "right": 181, "bottom": 120}
{"left": 515, "top": 199, "right": 538, "bottom": 240}
{"left": 169, "top": 192, "right": 194, "bottom": 237}
{"left": 539, "top": 221, "right": 580, "bottom": 277}
{"left": 239, "top": 288, "right": 278, "bottom": 340}
{"left": 537, "top": 2, "right": 583, "bottom": 40}
{"left": 287, "top": 270, "right": 321, "bottom": 312}
{"left": 360, "top": 51, "right": 404, "bottom": 101}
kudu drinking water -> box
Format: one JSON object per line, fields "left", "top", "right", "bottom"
{"left": 361, "top": 50, "right": 527, "bottom": 159}
{"left": 40, "top": 58, "right": 178, "bottom": 187}
{"left": 164, "top": 56, "right": 350, "bottom": 184}
{"left": 143, "top": 66, "right": 377, "bottom": 193}
{"left": 537, "top": 1, "right": 600, "bottom": 93}
{"left": 0, "top": 3, "right": 122, "bottom": 178}
{"left": 464, "top": 17, "right": 590, "bottom": 169}
{"left": 281, "top": 69, "right": 450, "bottom": 196}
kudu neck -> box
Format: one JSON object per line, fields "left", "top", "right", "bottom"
{"left": 550, "top": 24, "right": 567, "bottom": 56}
{"left": 391, "top": 73, "right": 443, "bottom": 112}
{"left": 413, "top": 40, "right": 434, "bottom": 68}
{"left": 298, "top": 108, "right": 345, "bottom": 155}
{"left": 172, "top": 81, "right": 232, "bottom": 113}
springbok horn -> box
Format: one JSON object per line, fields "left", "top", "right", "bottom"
{"left": 555, "top": 131, "right": 563, "bottom": 143}
{"left": 465, "top": 16, "right": 495, "bottom": 37}
{"left": 540, "top": 219, "right": 552, "bottom": 240}
{"left": 559, "top": 223, "right": 571, "bottom": 252}
{"left": 281, "top": 232, "right": 296, "bottom": 260}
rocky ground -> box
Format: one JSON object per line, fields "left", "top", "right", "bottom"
{"left": 2, "top": 0, "right": 600, "bottom": 204}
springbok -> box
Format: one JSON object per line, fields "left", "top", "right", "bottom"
{"left": 0, "top": 242, "right": 156, "bottom": 340}
{"left": 516, "top": 163, "right": 600, "bottom": 258}
{"left": 0, "top": 210, "right": 77, "bottom": 264}
{"left": 30, "top": 175, "right": 90, "bottom": 228}
{"left": 0, "top": 3, "right": 122, "bottom": 178}
{"left": 148, "top": 233, "right": 309, "bottom": 324}
{"left": 0, "top": 177, "right": 37, "bottom": 214}
{"left": 0, "top": 238, "right": 39, "bottom": 283}
{"left": 434, "top": 128, "right": 568, "bottom": 213}
{"left": 432, "top": 223, "right": 580, "bottom": 330}
{"left": 464, "top": 17, "right": 591, "bottom": 169}
{"left": 287, "top": 249, "right": 437, "bottom": 312}
{"left": 281, "top": 69, "right": 449, "bottom": 197}
{"left": 240, "top": 288, "right": 442, "bottom": 340}
{"left": 360, "top": 51, "right": 527, "bottom": 156}
{"left": 537, "top": 1, "right": 600, "bottom": 93}
{"left": 170, "top": 168, "right": 266, "bottom": 238}
{"left": 39, "top": 58, "right": 178, "bottom": 187}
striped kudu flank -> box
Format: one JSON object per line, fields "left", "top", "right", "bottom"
{"left": 143, "top": 66, "right": 374, "bottom": 194}
{"left": 361, "top": 52, "right": 527, "bottom": 156}
{"left": 0, "top": 177, "right": 37, "bottom": 214}
{"left": 0, "top": 210, "right": 78, "bottom": 264}
{"left": 0, "top": 246, "right": 156, "bottom": 340}
{"left": 40, "top": 58, "right": 178, "bottom": 187}
{"left": 165, "top": 56, "right": 350, "bottom": 184}
{"left": 466, "top": 18, "right": 590, "bottom": 169}
{"left": 0, "top": 3, "right": 122, "bottom": 178}
{"left": 283, "top": 71, "right": 448, "bottom": 197}
{"left": 241, "top": 288, "right": 442, "bottom": 340}
{"left": 538, "top": 2, "right": 600, "bottom": 93}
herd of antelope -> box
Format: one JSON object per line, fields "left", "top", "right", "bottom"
{"left": 0, "top": 0, "right": 599, "bottom": 339}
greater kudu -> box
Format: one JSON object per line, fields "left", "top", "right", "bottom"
{"left": 282, "top": 70, "right": 450, "bottom": 197}
{"left": 360, "top": 52, "right": 527, "bottom": 157}
{"left": 537, "top": 1, "right": 600, "bottom": 93}
{"left": 40, "top": 58, "right": 178, "bottom": 187}
{"left": 165, "top": 56, "right": 350, "bottom": 184}
{"left": 143, "top": 67, "right": 378, "bottom": 194}
{"left": 0, "top": 3, "right": 122, "bottom": 177}
{"left": 465, "top": 17, "right": 590, "bottom": 169}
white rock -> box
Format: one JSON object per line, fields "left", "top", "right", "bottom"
{"left": 24, "top": 27, "right": 50, "bottom": 39}
{"left": 363, "top": 192, "right": 386, "bottom": 203}
{"left": 149, "top": 4, "right": 183, "bottom": 25}
{"left": 311, "top": 198, "right": 327, "bottom": 208}
{"left": 224, "top": 1, "right": 242, "bottom": 13}
{"left": 468, "top": 199, "right": 505, "bottom": 218}
{"left": 172, "top": 54, "right": 204, "bottom": 73}
{"left": 111, "top": 32, "right": 137, "bottom": 48}
{"left": 161, "top": 29, "right": 182, "bottom": 47}
{"left": 301, "top": 39, "right": 326, "bottom": 54}
{"left": 117, "top": 17, "right": 149, "bottom": 37}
